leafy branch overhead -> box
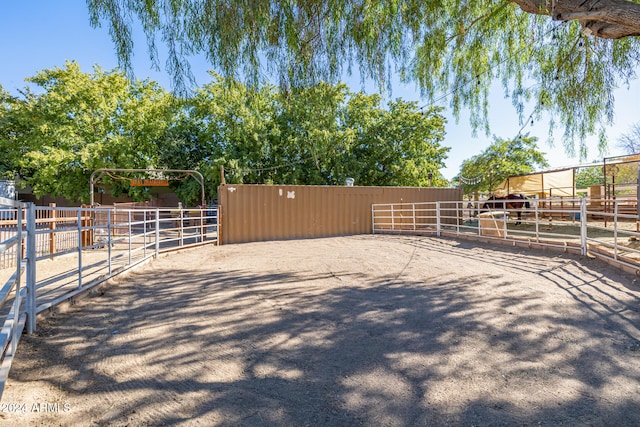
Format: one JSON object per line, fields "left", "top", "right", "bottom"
{"left": 87, "top": 0, "right": 640, "bottom": 155}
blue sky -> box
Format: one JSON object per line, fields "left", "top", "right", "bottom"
{"left": 1, "top": 2, "right": 637, "bottom": 180}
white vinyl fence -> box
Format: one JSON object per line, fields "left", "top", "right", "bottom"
{"left": 373, "top": 197, "right": 640, "bottom": 272}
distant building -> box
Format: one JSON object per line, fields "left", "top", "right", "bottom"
{"left": 0, "top": 180, "right": 16, "bottom": 200}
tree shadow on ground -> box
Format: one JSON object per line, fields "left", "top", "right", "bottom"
{"left": 5, "top": 235, "right": 640, "bottom": 426}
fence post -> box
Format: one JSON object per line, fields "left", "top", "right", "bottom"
{"left": 49, "top": 203, "right": 56, "bottom": 255}
{"left": 614, "top": 200, "right": 619, "bottom": 261}
{"left": 107, "top": 210, "right": 112, "bottom": 276}
{"left": 10, "top": 206, "right": 22, "bottom": 359}
{"left": 16, "top": 206, "right": 26, "bottom": 278}
{"left": 201, "top": 209, "right": 205, "bottom": 242}
{"left": 20, "top": 208, "right": 26, "bottom": 260}
{"left": 535, "top": 200, "right": 540, "bottom": 243}
{"left": 81, "top": 208, "right": 92, "bottom": 247}
{"left": 411, "top": 204, "right": 415, "bottom": 231}
{"left": 179, "top": 209, "right": 184, "bottom": 247}
{"left": 371, "top": 205, "right": 375, "bottom": 235}
{"left": 26, "top": 203, "right": 36, "bottom": 334}
{"left": 143, "top": 211, "right": 147, "bottom": 258}
{"left": 477, "top": 200, "right": 482, "bottom": 236}
{"left": 503, "top": 206, "right": 508, "bottom": 239}
{"left": 77, "top": 210, "right": 83, "bottom": 290}
{"left": 155, "top": 208, "right": 160, "bottom": 258}
{"left": 128, "top": 211, "right": 132, "bottom": 265}
{"left": 580, "top": 197, "right": 587, "bottom": 256}
{"left": 391, "top": 205, "right": 395, "bottom": 231}
{"left": 436, "top": 201, "right": 441, "bottom": 237}
{"left": 217, "top": 205, "right": 222, "bottom": 245}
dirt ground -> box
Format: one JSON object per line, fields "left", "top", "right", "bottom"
{"left": 1, "top": 234, "right": 640, "bottom": 426}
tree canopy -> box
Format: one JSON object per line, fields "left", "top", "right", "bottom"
{"left": 0, "top": 61, "right": 174, "bottom": 202}
{"left": 87, "top": 0, "right": 640, "bottom": 156}
{"left": 457, "top": 135, "right": 549, "bottom": 193}
{"left": 575, "top": 164, "right": 604, "bottom": 188}
{"left": 0, "top": 63, "right": 449, "bottom": 204}
{"left": 165, "top": 74, "right": 450, "bottom": 204}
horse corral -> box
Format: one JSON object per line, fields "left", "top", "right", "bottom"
{"left": 2, "top": 236, "right": 639, "bottom": 426}
{"left": 2, "top": 185, "right": 640, "bottom": 425}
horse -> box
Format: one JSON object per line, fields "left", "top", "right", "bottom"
{"left": 482, "top": 193, "right": 531, "bottom": 225}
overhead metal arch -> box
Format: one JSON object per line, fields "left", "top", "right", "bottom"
{"left": 90, "top": 168, "right": 205, "bottom": 207}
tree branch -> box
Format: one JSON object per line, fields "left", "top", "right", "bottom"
{"left": 510, "top": 0, "right": 640, "bottom": 39}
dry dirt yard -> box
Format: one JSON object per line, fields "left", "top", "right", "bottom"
{"left": 1, "top": 234, "right": 640, "bottom": 426}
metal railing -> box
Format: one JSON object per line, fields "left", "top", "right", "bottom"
{"left": 27, "top": 206, "right": 219, "bottom": 313}
{"left": 372, "top": 197, "right": 640, "bottom": 271}
{"left": 0, "top": 198, "right": 36, "bottom": 400}
{"left": 0, "top": 204, "right": 218, "bottom": 399}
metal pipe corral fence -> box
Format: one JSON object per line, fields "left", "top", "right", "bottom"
{"left": 0, "top": 204, "right": 218, "bottom": 400}
{"left": 4, "top": 194, "right": 640, "bottom": 400}
{"left": 373, "top": 196, "right": 640, "bottom": 274}
{"left": 0, "top": 198, "right": 36, "bottom": 401}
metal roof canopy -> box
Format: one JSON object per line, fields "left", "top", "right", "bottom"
{"left": 90, "top": 168, "right": 205, "bottom": 207}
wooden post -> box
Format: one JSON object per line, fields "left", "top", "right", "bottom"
{"left": 49, "top": 203, "right": 56, "bottom": 254}
{"left": 81, "top": 206, "right": 92, "bottom": 247}
{"left": 220, "top": 165, "right": 226, "bottom": 185}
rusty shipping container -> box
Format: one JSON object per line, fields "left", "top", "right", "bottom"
{"left": 218, "top": 184, "right": 462, "bottom": 244}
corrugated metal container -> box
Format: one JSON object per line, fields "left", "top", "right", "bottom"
{"left": 218, "top": 184, "right": 462, "bottom": 244}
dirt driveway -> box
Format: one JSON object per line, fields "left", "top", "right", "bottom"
{"left": 2, "top": 235, "right": 640, "bottom": 426}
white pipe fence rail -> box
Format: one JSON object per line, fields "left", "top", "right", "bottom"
{"left": 0, "top": 204, "right": 218, "bottom": 400}
{"left": 373, "top": 197, "right": 640, "bottom": 272}
{"left": 0, "top": 198, "right": 36, "bottom": 401}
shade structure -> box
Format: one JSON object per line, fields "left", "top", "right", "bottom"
{"left": 494, "top": 168, "right": 574, "bottom": 197}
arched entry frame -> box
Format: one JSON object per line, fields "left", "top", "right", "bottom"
{"left": 90, "top": 168, "right": 205, "bottom": 207}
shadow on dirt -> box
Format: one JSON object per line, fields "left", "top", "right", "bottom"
{"left": 6, "top": 235, "right": 640, "bottom": 426}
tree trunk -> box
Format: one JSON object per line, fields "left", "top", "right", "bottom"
{"left": 511, "top": 0, "right": 640, "bottom": 39}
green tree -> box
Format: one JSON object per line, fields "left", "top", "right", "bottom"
{"left": 157, "top": 96, "right": 226, "bottom": 204}
{"left": 0, "top": 86, "right": 27, "bottom": 179}
{"left": 2, "top": 61, "right": 176, "bottom": 203}
{"left": 3, "top": 63, "right": 449, "bottom": 205}
{"left": 271, "top": 83, "right": 349, "bottom": 185}
{"left": 344, "top": 96, "right": 449, "bottom": 186}
{"left": 166, "top": 75, "right": 449, "bottom": 201}
{"left": 87, "top": 0, "right": 640, "bottom": 155}
{"left": 605, "top": 162, "right": 638, "bottom": 185}
{"left": 575, "top": 164, "right": 604, "bottom": 188}
{"left": 458, "top": 135, "right": 549, "bottom": 193}
{"left": 170, "top": 74, "right": 283, "bottom": 188}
